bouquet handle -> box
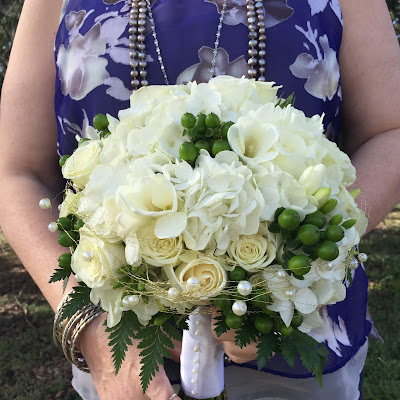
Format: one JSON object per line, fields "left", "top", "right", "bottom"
{"left": 180, "top": 308, "right": 225, "bottom": 399}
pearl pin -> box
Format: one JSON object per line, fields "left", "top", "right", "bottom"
{"left": 193, "top": 358, "right": 199, "bottom": 363}
{"left": 358, "top": 253, "right": 368, "bottom": 263}
{"left": 39, "top": 198, "right": 51, "bottom": 210}
{"left": 168, "top": 287, "right": 179, "bottom": 299}
{"left": 193, "top": 346, "right": 200, "bottom": 352}
{"left": 232, "top": 300, "right": 247, "bottom": 316}
{"left": 237, "top": 280, "right": 252, "bottom": 296}
{"left": 350, "top": 259, "right": 359, "bottom": 269}
{"left": 277, "top": 270, "right": 286, "bottom": 278}
{"left": 195, "top": 330, "right": 201, "bottom": 336}
{"left": 82, "top": 251, "right": 94, "bottom": 262}
{"left": 191, "top": 378, "right": 197, "bottom": 384}
{"left": 187, "top": 277, "right": 200, "bottom": 289}
{"left": 129, "top": 295, "right": 140, "bottom": 306}
{"left": 48, "top": 222, "right": 58, "bottom": 232}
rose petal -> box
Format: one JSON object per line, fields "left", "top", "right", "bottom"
{"left": 155, "top": 212, "right": 187, "bottom": 238}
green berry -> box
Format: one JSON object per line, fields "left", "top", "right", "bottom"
{"left": 329, "top": 214, "right": 343, "bottom": 225}
{"left": 319, "top": 198, "right": 337, "bottom": 214}
{"left": 325, "top": 225, "right": 344, "bottom": 242}
{"left": 74, "top": 219, "right": 85, "bottom": 231}
{"left": 288, "top": 254, "right": 311, "bottom": 276}
{"left": 211, "top": 139, "right": 230, "bottom": 156}
{"left": 194, "top": 140, "right": 212, "bottom": 153}
{"left": 342, "top": 219, "right": 357, "bottom": 229}
{"left": 137, "top": 282, "right": 146, "bottom": 291}
{"left": 154, "top": 313, "right": 170, "bottom": 326}
{"left": 58, "top": 253, "right": 72, "bottom": 269}
{"left": 213, "top": 294, "right": 232, "bottom": 310}
{"left": 304, "top": 211, "right": 327, "bottom": 229}
{"left": 279, "top": 324, "right": 294, "bottom": 336}
{"left": 57, "top": 231, "right": 78, "bottom": 248}
{"left": 230, "top": 266, "right": 246, "bottom": 281}
{"left": 252, "top": 293, "right": 271, "bottom": 309}
{"left": 297, "top": 224, "right": 320, "bottom": 245}
{"left": 93, "top": 113, "right": 109, "bottom": 130}
{"left": 99, "top": 129, "right": 111, "bottom": 139}
{"left": 205, "top": 113, "right": 220, "bottom": 129}
{"left": 221, "top": 122, "right": 234, "bottom": 139}
{"left": 225, "top": 312, "right": 244, "bottom": 329}
{"left": 194, "top": 114, "right": 207, "bottom": 134}
{"left": 59, "top": 155, "right": 70, "bottom": 167}
{"left": 181, "top": 113, "right": 196, "bottom": 129}
{"left": 278, "top": 209, "right": 301, "bottom": 231}
{"left": 179, "top": 142, "right": 199, "bottom": 162}
{"left": 254, "top": 315, "right": 273, "bottom": 334}
{"left": 291, "top": 314, "right": 304, "bottom": 328}
{"left": 317, "top": 240, "right": 339, "bottom": 261}
{"left": 57, "top": 217, "right": 72, "bottom": 231}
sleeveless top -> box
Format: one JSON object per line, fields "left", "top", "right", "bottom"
{"left": 54, "top": 0, "right": 371, "bottom": 378}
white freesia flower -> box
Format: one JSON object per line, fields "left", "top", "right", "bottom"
{"left": 71, "top": 227, "right": 126, "bottom": 289}
{"left": 267, "top": 297, "right": 294, "bottom": 327}
{"left": 164, "top": 257, "right": 227, "bottom": 301}
{"left": 299, "top": 164, "right": 326, "bottom": 195}
{"left": 228, "top": 233, "right": 276, "bottom": 272}
{"left": 131, "top": 296, "right": 161, "bottom": 326}
{"left": 90, "top": 287, "right": 123, "bottom": 328}
{"left": 59, "top": 189, "right": 81, "bottom": 218}
{"left": 62, "top": 140, "right": 102, "bottom": 188}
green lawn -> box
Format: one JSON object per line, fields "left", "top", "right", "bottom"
{"left": 0, "top": 206, "right": 399, "bottom": 399}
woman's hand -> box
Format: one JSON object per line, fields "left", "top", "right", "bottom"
{"left": 77, "top": 314, "right": 182, "bottom": 400}
{"left": 210, "top": 310, "right": 258, "bottom": 364}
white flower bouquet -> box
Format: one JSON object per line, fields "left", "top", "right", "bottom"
{"left": 47, "top": 76, "right": 367, "bottom": 399}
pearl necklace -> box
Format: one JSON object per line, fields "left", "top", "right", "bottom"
{"left": 128, "top": 0, "right": 266, "bottom": 89}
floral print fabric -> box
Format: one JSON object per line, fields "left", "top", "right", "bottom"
{"left": 54, "top": 0, "right": 371, "bottom": 378}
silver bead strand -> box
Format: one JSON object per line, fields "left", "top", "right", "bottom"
{"left": 146, "top": 0, "right": 169, "bottom": 85}
{"left": 255, "top": 1, "right": 266, "bottom": 81}
{"left": 209, "top": 0, "right": 228, "bottom": 80}
{"left": 246, "top": 0, "right": 258, "bottom": 79}
{"left": 129, "top": 0, "right": 140, "bottom": 88}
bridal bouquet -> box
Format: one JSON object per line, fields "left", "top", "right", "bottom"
{"left": 46, "top": 76, "right": 367, "bottom": 399}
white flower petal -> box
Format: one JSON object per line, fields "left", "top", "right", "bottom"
{"left": 155, "top": 212, "right": 188, "bottom": 239}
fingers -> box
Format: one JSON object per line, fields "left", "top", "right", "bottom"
{"left": 223, "top": 339, "right": 258, "bottom": 364}
{"left": 145, "top": 365, "right": 181, "bottom": 400}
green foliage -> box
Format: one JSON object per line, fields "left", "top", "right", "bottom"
{"left": 49, "top": 265, "right": 72, "bottom": 293}
{"left": 213, "top": 313, "right": 229, "bottom": 337}
{"left": 256, "top": 332, "right": 280, "bottom": 370}
{"left": 59, "top": 282, "right": 91, "bottom": 321}
{"left": 234, "top": 319, "right": 260, "bottom": 348}
{"left": 105, "top": 310, "right": 141, "bottom": 374}
{"left": 135, "top": 320, "right": 176, "bottom": 393}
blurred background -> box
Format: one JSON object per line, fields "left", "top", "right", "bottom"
{"left": 0, "top": 1, "right": 399, "bottom": 399}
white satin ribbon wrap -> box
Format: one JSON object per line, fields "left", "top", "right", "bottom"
{"left": 180, "top": 309, "right": 225, "bottom": 399}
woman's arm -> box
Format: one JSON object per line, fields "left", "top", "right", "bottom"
{"left": 0, "top": 1, "right": 180, "bottom": 399}
{"left": 340, "top": 0, "right": 400, "bottom": 233}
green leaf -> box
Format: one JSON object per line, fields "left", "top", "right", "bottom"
{"left": 234, "top": 319, "right": 260, "bottom": 349}
{"left": 291, "top": 330, "right": 329, "bottom": 386}
{"left": 256, "top": 332, "right": 279, "bottom": 370}
{"left": 135, "top": 324, "right": 175, "bottom": 393}
{"left": 174, "top": 315, "right": 189, "bottom": 330}
{"left": 277, "top": 92, "right": 296, "bottom": 108}
{"left": 62, "top": 276, "right": 70, "bottom": 293}
{"left": 49, "top": 266, "right": 72, "bottom": 283}
{"left": 346, "top": 268, "right": 353, "bottom": 285}
{"left": 105, "top": 311, "right": 141, "bottom": 375}
{"left": 162, "top": 320, "right": 183, "bottom": 342}
{"left": 213, "top": 313, "right": 229, "bottom": 337}
{"left": 280, "top": 337, "right": 297, "bottom": 367}
{"left": 59, "top": 282, "right": 91, "bottom": 321}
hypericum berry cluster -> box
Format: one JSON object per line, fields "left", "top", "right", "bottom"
{"left": 269, "top": 198, "right": 357, "bottom": 279}
{"left": 179, "top": 112, "right": 234, "bottom": 163}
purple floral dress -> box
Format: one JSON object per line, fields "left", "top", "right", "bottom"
{"left": 55, "top": 0, "right": 371, "bottom": 398}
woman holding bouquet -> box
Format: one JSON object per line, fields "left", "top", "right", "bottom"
{"left": 0, "top": 0, "right": 399, "bottom": 399}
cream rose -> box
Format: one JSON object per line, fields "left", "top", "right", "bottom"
{"left": 228, "top": 234, "right": 276, "bottom": 272}
{"left": 138, "top": 222, "right": 183, "bottom": 267}
{"left": 62, "top": 140, "right": 102, "bottom": 188}
{"left": 164, "top": 257, "right": 227, "bottom": 301}
{"left": 71, "top": 227, "right": 126, "bottom": 289}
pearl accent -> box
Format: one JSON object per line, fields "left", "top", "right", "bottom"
{"left": 82, "top": 251, "right": 94, "bottom": 262}
{"left": 237, "top": 280, "right": 252, "bottom": 296}
{"left": 193, "top": 357, "right": 200, "bottom": 363}
{"left": 232, "top": 300, "right": 247, "bottom": 316}
{"left": 187, "top": 277, "right": 200, "bottom": 289}
{"left": 122, "top": 296, "right": 131, "bottom": 308}
{"left": 48, "top": 222, "right": 58, "bottom": 232}
{"left": 195, "top": 330, "right": 201, "bottom": 336}
{"left": 191, "top": 390, "right": 197, "bottom": 396}
{"left": 196, "top": 319, "right": 202, "bottom": 325}
{"left": 192, "top": 368, "right": 198, "bottom": 373}
{"left": 285, "top": 290, "right": 294, "bottom": 297}
{"left": 277, "top": 270, "right": 286, "bottom": 278}
{"left": 168, "top": 287, "right": 179, "bottom": 299}
{"left": 191, "top": 378, "right": 198, "bottom": 384}
{"left": 358, "top": 253, "right": 368, "bottom": 263}
{"left": 39, "top": 198, "right": 51, "bottom": 209}
{"left": 350, "top": 259, "right": 359, "bottom": 269}
{"left": 58, "top": 205, "right": 62, "bottom": 211}
{"left": 74, "top": 274, "right": 81, "bottom": 281}
{"left": 193, "top": 346, "right": 200, "bottom": 352}
{"left": 129, "top": 295, "right": 140, "bottom": 306}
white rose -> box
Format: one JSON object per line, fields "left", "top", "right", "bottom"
{"left": 59, "top": 189, "right": 81, "bottom": 218}
{"left": 62, "top": 140, "right": 102, "bottom": 188}
{"left": 71, "top": 227, "right": 126, "bottom": 289}
{"left": 228, "top": 233, "right": 276, "bottom": 272}
{"left": 164, "top": 257, "right": 227, "bottom": 301}
{"left": 137, "top": 222, "right": 183, "bottom": 267}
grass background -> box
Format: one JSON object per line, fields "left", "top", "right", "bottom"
{"left": 0, "top": 205, "right": 399, "bottom": 400}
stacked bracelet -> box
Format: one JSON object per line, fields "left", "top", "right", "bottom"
{"left": 53, "top": 289, "right": 104, "bottom": 373}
